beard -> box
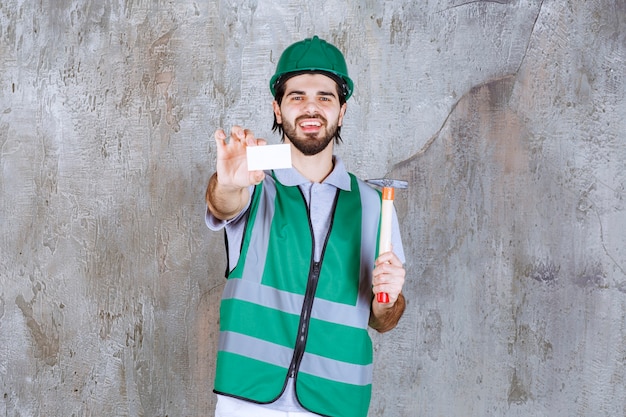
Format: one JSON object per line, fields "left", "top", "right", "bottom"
{"left": 281, "top": 114, "right": 339, "bottom": 156}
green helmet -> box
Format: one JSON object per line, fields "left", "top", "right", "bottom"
{"left": 269, "top": 36, "right": 354, "bottom": 100}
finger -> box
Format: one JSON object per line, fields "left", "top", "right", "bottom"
{"left": 376, "top": 251, "right": 401, "bottom": 266}
{"left": 373, "top": 263, "right": 405, "bottom": 284}
{"left": 243, "top": 129, "right": 258, "bottom": 146}
{"left": 214, "top": 129, "right": 226, "bottom": 143}
{"left": 372, "top": 283, "right": 398, "bottom": 302}
{"left": 250, "top": 170, "right": 266, "bottom": 184}
{"left": 373, "top": 277, "right": 403, "bottom": 294}
{"left": 214, "top": 129, "right": 228, "bottom": 153}
{"left": 230, "top": 125, "right": 245, "bottom": 142}
{"left": 247, "top": 137, "right": 267, "bottom": 147}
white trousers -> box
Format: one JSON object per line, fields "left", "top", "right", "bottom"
{"left": 215, "top": 395, "right": 320, "bottom": 417}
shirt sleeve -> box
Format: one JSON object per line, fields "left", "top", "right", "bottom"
{"left": 391, "top": 208, "right": 406, "bottom": 264}
{"left": 204, "top": 185, "right": 254, "bottom": 271}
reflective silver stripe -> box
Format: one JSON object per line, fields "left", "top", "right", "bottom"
{"left": 241, "top": 180, "right": 277, "bottom": 284}
{"left": 219, "top": 331, "right": 372, "bottom": 386}
{"left": 219, "top": 331, "right": 292, "bottom": 368}
{"left": 223, "top": 279, "right": 370, "bottom": 329}
{"left": 312, "top": 297, "right": 370, "bottom": 328}
{"left": 300, "top": 352, "right": 373, "bottom": 386}
{"left": 222, "top": 279, "right": 304, "bottom": 317}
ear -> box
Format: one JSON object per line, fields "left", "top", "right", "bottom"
{"left": 338, "top": 103, "right": 347, "bottom": 126}
{"left": 272, "top": 101, "right": 282, "bottom": 124}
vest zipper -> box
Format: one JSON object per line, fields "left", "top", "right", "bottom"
{"left": 289, "top": 261, "right": 321, "bottom": 378}
{"left": 288, "top": 187, "right": 340, "bottom": 380}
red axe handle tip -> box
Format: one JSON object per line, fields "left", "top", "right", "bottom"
{"left": 377, "top": 292, "right": 390, "bottom": 303}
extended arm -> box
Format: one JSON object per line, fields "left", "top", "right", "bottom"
{"left": 206, "top": 172, "right": 250, "bottom": 220}
{"left": 206, "top": 126, "right": 266, "bottom": 220}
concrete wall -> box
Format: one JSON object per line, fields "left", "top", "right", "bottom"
{"left": 0, "top": 0, "right": 624, "bottom": 416}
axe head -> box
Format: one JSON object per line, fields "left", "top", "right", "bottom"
{"left": 366, "top": 178, "right": 408, "bottom": 189}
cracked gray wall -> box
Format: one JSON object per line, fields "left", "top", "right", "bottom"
{"left": 0, "top": 1, "right": 624, "bottom": 416}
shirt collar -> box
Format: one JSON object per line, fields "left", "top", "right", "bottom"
{"left": 273, "top": 156, "right": 352, "bottom": 191}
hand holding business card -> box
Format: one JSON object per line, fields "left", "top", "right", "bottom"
{"left": 246, "top": 144, "right": 292, "bottom": 171}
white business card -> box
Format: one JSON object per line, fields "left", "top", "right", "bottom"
{"left": 247, "top": 144, "right": 292, "bottom": 171}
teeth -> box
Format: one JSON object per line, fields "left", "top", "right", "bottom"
{"left": 301, "top": 121, "right": 321, "bottom": 127}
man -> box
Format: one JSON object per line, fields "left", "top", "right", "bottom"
{"left": 205, "top": 36, "right": 406, "bottom": 417}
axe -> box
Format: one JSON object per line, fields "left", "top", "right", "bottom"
{"left": 366, "top": 178, "right": 408, "bottom": 303}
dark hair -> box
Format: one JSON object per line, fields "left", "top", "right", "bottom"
{"left": 272, "top": 71, "right": 347, "bottom": 144}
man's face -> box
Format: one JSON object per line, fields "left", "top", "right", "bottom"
{"left": 273, "top": 73, "right": 347, "bottom": 156}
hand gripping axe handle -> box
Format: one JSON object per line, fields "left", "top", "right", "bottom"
{"left": 366, "top": 178, "right": 408, "bottom": 303}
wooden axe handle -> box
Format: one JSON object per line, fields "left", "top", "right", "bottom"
{"left": 377, "top": 187, "right": 395, "bottom": 303}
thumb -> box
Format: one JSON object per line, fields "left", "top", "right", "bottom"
{"left": 251, "top": 170, "right": 265, "bottom": 184}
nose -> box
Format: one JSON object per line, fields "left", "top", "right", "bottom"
{"left": 302, "top": 97, "right": 320, "bottom": 113}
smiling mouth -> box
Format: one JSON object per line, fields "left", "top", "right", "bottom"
{"left": 300, "top": 121, "right": 321, "bottom": 128}
{"left": 300, "top": 119, "right": 322, "bottom": 129}
{"left": 297, "top": 116, "right": 325, "bottom": 130}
